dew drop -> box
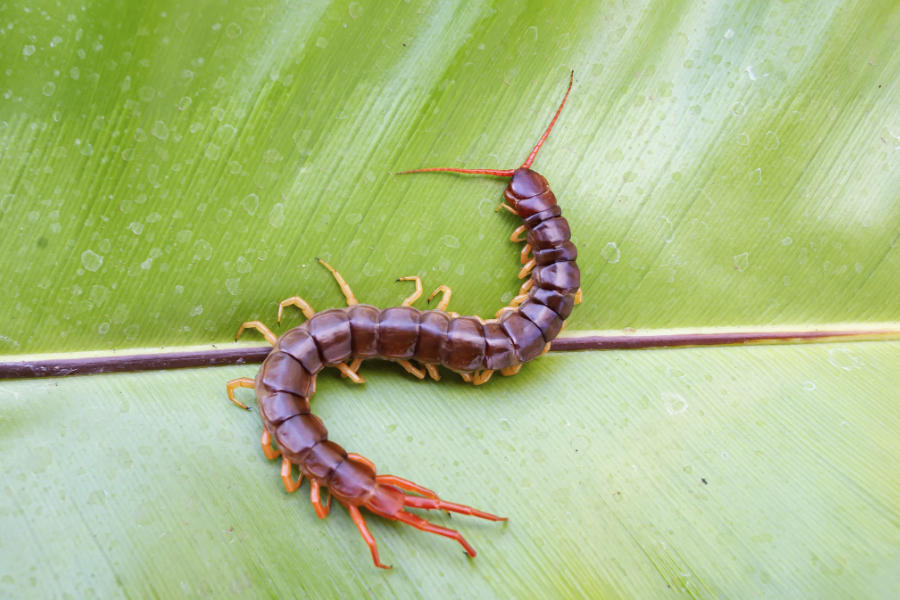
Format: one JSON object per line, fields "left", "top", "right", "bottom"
{"left": 242, "top": 194, "right": 258, "bottom": 216}
{"left": 151, "top": 121, "right": 169, "bottom": 140}
{"left": 269, "top": 203, "right": 284, "bottom": 228}
{"left": 293, "top": 130, "right": 312, "bottom": 155}
{"left": 349, "top": 2, "right": 364, "bottom": 18}
{"left": 226, "top": 278, "right": 240, "bottom": 295}
{"left": 81, "top": 250, "right": 103, "bottom": 272}
{"left": 192, "top": 240, "right": 213, "bottom": 260}
{"left": 828, "top": 349, "right": 862, "bottom": 371}
{"left": 661, "top": 392, "right": 687, "bottom": 415}
{"left": 601, "top": 242, "right": 620, "bottom": 263}
{"left": 217, "top": 124, "right": 236, "bottom": 143}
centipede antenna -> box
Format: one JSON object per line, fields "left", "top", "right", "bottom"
{"left": 520, "top": 70, "right": 574, "bottom": 170}
{"left": 395, "top": 167, "right": 515, "bottom": 177}
{"left": 396, "top": 71, "right": 573, "bottom": 177}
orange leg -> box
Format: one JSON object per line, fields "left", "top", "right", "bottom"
{"left": 226, "top": 377, "right": 254, "bottom": 410}
{"left": 496, "top": 201, "right": 518, "bottom": 215}
{"left": 310, "top": 480, "right": 331, "bottom": 519}
{"left": 318, "top": 259, "right": 359, "bottom": 306}
{"left": 495, "top": 305, "right": 518, "bottom": 318}
{"left": 236, "top": 321, "right": 277, "bottom": 345}
{"left": 341, "top": 358, "right": 364, "bottom": 378}
{"left": 376, "top": 474, "right": 439, "bottom": 500}
{"left": 510, "top": 225, "right": 527, "bottom": 243}
{"left": 518, "top": 259, "right": 536, "bottom": 279}
{"left": 501, "top": 364, "right": 522, "bottom": 377}
{"left": 281, "top": 458, "right": 302, "bottom": 493}
{"left": 574, "top": 287, "right": 583, "bottom": 304}
{"left": 459, "top": 372, "right": 474, "bottom": 383}
{"left": 398, "top": 360, "right": 426, "bottom": 380}
{"left": 391, "top": 511, "right": 479, "bottom": 557}
{"left": 336, "top": 362, "right": 365, "bottom": 384}
{"left": 423, "top": 363, "right": 441, "bottom": 381}
{"left": 403, "top": 495, "right": 506, "bottom": 522}
{"left": 427, "top": 285, "right": 452, "bottom": 311}
{"left": 474, "top": 370, "right": 495, "bottom": 386}
{"left": 261, "top": 430, "right": 281, "bottom": 460}
{"left": 520, "top": 243, "right": 532, "bottom": 264}
{"left": 277, "top": 296, "right": 316, "bottom": 324}
{"left": 519, "top": 278, "right": 534, "bottom": 295}
{"left": 398, "top": 276, "right": 423, "bottom": 306}
{"left": 348, "top": 505, "right": 391, "bottom": 569}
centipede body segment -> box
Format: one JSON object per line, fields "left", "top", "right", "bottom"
{"left": 226, "top": 72, "right": 582, "bottom": 569}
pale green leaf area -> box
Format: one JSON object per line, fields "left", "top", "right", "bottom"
{"left": 1, "top": 1, "right": 900, "bottom": 354}
{"left": 2, "top": 342, "right": 899, "bottom": 598}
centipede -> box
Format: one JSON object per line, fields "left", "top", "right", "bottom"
{"left": 225, "top": 71, "right": 582, "bottom": 569}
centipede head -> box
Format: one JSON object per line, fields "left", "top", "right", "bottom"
{"left": 507, "top": 169, "right": 550, "bottom": 199}
{"left": 396, "top": 71, "right": 574, "bottom": 182}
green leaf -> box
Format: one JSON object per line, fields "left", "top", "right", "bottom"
{"left": 3, "top": 343, "right": 899, "bottom": 596}
{"left": 2, "top": 0, "right": 899, "bottom": 353}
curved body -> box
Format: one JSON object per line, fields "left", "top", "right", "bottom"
{"left": 227, "top": 72, "right": 580, "bottom": 568}
{"left": 255, "top": 169, "right": 579, "bottom": 507}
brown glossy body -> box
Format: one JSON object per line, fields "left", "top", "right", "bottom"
{"left": 234, "top": 72, "right": 579, "bottom": 567}
{"left": 253, "top": 168, "right": 578, "bottom": 507}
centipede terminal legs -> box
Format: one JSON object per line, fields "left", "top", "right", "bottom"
{"left": 375, "top": 474, "right": 440, "bottom": 500}
{"left": 347, "top": 505, "right": 391, "bottom": 569}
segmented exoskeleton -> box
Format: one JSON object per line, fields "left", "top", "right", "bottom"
{"left": 226, "top": 72, "right": 582, "bottom": 569}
